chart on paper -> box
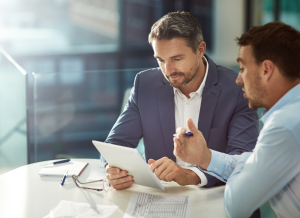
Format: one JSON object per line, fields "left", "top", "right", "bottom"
{"left": 124, "top": 194, "right": 193, "bottom": 218}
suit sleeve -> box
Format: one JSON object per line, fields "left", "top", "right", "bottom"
{"left": 204, "top": 87, "right": 259, "bottom": 188}
{"left": 101, "top": 74, "right": 143, "bottom": 165}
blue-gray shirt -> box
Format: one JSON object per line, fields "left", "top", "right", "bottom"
{"left": 203, "top": 84, "right": 300, "bottom": 218}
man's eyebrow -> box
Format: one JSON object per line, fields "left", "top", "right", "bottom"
{"left": 171, "top": 54, "right": 185, "bottom": 58}
{"left": 154, "top": 54, "right": 185, "bottom": 59}
{"left": 236, "top": 57, "right": 243, "bottom": 63}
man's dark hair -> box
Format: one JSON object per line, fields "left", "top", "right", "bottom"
{"left": 236, "top": 21, "right": 300, "bottom": 80}
{"left": 148, "top": 11, "right": 203, "bottom": 53}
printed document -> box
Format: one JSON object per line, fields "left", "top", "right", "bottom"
{"left": 43, "top": 200, "right": 118, "bottom": 218}
{"left": 86, "top": 167, "right": 106, "bottom": 181}
{"left": 124, "top": 194, "right": 193, "bottom": 218}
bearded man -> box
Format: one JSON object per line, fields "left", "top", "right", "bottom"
{"left": 102, "top": 12, "right": 259, "bottom": 197}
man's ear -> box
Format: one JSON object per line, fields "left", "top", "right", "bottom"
{"left": 262, "top": 60, "right": 275, "bottom": 82}
{"left": 197, "top": 41, "right": 206, "bottom": 58}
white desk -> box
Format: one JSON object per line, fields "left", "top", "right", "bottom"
{"left": 0, "top": 159, "right": 228, "bottom": 218}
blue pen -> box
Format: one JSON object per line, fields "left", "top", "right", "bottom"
{"left": 184, "top": 132, "right": 193, "bottom": 136}
{"left": 173, "top": 131, "right": 193, "bottom": 137}
{"left": 41, "top": 159, "right": 70, "bottom": 166}
{"left": 61, "top": 171, "right": 68, "bottom": 186}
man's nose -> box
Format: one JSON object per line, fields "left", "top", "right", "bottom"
{"left": 164, "top": 62, "right": 174, "bottom": 76}
{"left": 236, "top": 73, "right": 243, "bottom": 85}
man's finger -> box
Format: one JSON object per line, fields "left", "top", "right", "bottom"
{"left": 106, "top": 166, "right": 120, "bottom": 174}
{"left": 149, "top": 158, "right": 165, "bottom": 172}
{"left": 148, "top": 159, "right": 155, "bottom": 165}
{"left": 177, "top": 131, "right": 185, "bottom": 144}
{"left": 109, "top": 175, "right": 133, "bottom": 186}
{"left": 158, "top": 164, "right": 177, "bottom": 181}
{"left": 173, "top": 137, "right": 183, "bottom": 149}
{"left": 154, "top": 158, "right": 173, "bottom": 178}
{"left": 165, "top": 168, "right": 180, "bottom": 182}
{"left": 111, "top": 180, "right": 134, "bottom": 190}
{"left": 107, "top": 170, "right": 128, "bottom": 179}
{"left": 176, "top": 127, "right": 186, "bottom": 135}
{"left": 186, "top": 118, "right": 198, "bottom": 134}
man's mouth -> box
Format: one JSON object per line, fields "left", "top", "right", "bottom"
{"left": 242, "top": 88, "right": 247, "bottom": 98}
{"left": 170, "top": 75, "right": 181, "bottom": 80}
{"left": 168, "top": 72, "right": 184, "bottom": 81}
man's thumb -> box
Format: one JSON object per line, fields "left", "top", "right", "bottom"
{"left": 187, "top": 118, "right": 198, "bottom": 134}
{"left": 148, "top": 159, "right": 155, "bottom": 165}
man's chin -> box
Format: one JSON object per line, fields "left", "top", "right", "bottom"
{"left": 169, "top": 81, "right": 183, "bottom": 88}
{"left": 248, "top": 101, "right": 261, "bottom": 110}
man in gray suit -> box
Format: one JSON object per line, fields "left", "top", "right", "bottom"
{"left": 103, "top": 12, "right": 259, "bottom": 191}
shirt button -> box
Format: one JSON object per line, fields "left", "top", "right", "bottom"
{"left": 214, "top": 168, "right": 218, "bottom": 171}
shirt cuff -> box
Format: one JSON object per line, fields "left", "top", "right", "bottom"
{"left": 207, "top": 149, "right": 227, "bottom": 176}
{"left": 184, "top": 167, "right": 208, "bottom": 187}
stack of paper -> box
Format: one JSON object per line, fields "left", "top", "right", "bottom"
{"left": 38, "top": 161, "right": 88, "bottom": 177}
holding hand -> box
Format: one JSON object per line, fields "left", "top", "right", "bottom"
{"left": 148, "top": 157, "right": 201, "bottom": 186}
{"left": 173, "top": 118, "right": 212, "bottom": 170}
{"left": 106, "top": 165, "right": 134, "bottom": 190}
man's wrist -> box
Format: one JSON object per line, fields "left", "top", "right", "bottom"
{"left": 198, "top": 148, "right": 212, "bottom": 170}
{"left": 184, "top": 169, "right": 201, "bottom": 185}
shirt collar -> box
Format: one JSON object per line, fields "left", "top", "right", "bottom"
{"left": 261, "top": 83, "right": 300, "bottom": 124}
{"left": 173, "top": 56, "right": 209, "bottom": 98}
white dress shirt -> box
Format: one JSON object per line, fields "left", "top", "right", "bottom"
{"left": 174, "top": 56, "right": 209, "bottom": 187}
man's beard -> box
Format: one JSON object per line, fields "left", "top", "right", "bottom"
{"left": 167, "top": 65, "right": 199, "bottom": 88}
{"left": 245, "top": 75, "right": 267, "bottom": 110}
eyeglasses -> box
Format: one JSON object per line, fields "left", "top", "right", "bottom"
{"left": 71, "top": 175, "right": 111, "bottom": 192}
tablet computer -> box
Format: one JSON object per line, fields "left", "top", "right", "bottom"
{"left": 92, "top": 140, "right": 164, "bottom": 190}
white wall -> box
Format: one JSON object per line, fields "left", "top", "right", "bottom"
{"left": 210, "top": 0, "right": 245, "bottom": 67}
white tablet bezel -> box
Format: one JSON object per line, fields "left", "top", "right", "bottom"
{"left": 92, "top": 140, "right": 165, "bottom": 190}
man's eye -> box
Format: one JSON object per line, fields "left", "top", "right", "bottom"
{"left": 157, "top": 59, "right": 164, "bottom": 62}
{"left": 239, "top": 68, "right": 244, "bottom": 72}
{"left": 174, "top": 59, "right": 181, "bottom": 61}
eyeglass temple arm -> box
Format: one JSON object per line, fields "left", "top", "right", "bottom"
{"left": 79, "top": 186, "right": 103, "bottom": 192}
{"left": 73, "top": 179, "right": 104, "bottom": 192}
{"left": 76, "top": 179, "right": 104, "bottom": 184}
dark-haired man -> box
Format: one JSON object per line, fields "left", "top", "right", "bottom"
{"left": 103, "top": 12, "right": 259, "bottom": 194}
{"left": 174, "top": 21, "right": 300, "bottom": 218}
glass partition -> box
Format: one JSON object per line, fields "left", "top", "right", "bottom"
{"left": 29, "top": 68, "right": 146, "bottom": 163}
{"left": 0, "top": 47, "right": 27, "bottom": 174}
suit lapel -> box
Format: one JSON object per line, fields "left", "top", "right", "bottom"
{"left": 198, "top": 55, "right": 221, "bottom": 142}
{"left": 157, "top": 78, "right": 176, "bottom": 161}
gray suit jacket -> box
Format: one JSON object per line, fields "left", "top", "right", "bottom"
{"left": 103, "top": 54, "right": 259, "bottom": 188}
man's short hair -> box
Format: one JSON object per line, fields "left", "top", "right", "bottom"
{"left": 236, "top": 21, "right": 300, "bottom": 80}
{"left": 148, "top": 11, "right": 203, "bottom": 53}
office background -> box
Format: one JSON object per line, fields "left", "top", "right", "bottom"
{"left": 0, "top": 0, "right": 299, "bottom": 216}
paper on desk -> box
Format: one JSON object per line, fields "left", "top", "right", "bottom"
{"left": 123, "top": 194, "right": 193, "bottom": 218}
{"left": 42, "top": 200, "right": 118, "bottom": 218}
{"left": 86, "top": 167, "right": 107, "bottom": 181}
{"left": 38, "top": 161, "right": 88, "bottom": 177}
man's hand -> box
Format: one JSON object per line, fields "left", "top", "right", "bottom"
{"left": 173, "top": 118, "right": 212, "bottom": 170}
{"left": 106, "top": 165, "right": 134, "bottom": 190}
{"left": 148, "top": 157, "right": 201, "bottom": 186}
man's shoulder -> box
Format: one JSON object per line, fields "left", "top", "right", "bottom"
{"left": 206, "top": 55, "right": 240, "bottom": 91}
{"left": 265, "top": 97, "right": 300, "bottom": 133}
{"left": 135, "top": 67, "right": 164, "bottom": 87}
{"left": 137, "top": 67, "right": 162, "bottom": 79}
{"left": 215, "top": 65, "right": 239, "bottom": 86}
